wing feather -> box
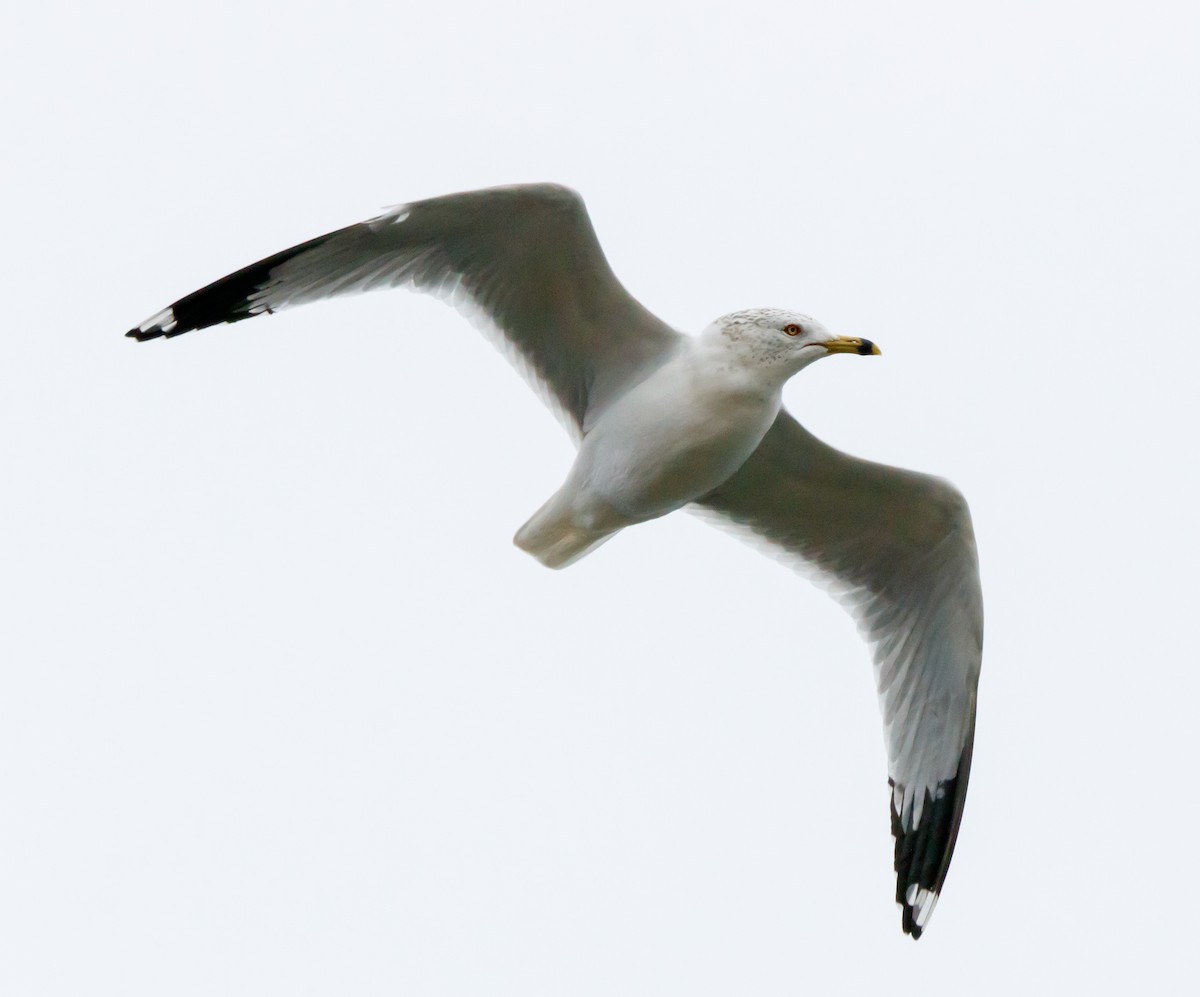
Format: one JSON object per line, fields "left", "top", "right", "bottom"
{"left": 696, "top": 410, "right": 983, "bottom": 938}
{"left": 127, "top": 183, "right": 680, "bottom": 438}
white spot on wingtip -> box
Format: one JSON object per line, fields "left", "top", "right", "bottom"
{"left": 912, "top": 888, "right": 939, "bottom": 927}
{"left": 368, "top": 203, "right": 411, "bottom": 230}
{"left": 139, "top": 307, "right": 176, "bottom": 334}
{"left": 903, "top": 884, "right": 939, "bottom": 928}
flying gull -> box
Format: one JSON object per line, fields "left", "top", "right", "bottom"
{"left": 127, "top": 183, "right": 983, "bottom": 939}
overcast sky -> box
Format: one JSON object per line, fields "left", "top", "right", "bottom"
{"left": 3, "top": 1, "right": 1198, "bottom": 993}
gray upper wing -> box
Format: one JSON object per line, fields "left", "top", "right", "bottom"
{"left": 694, "top": 410, "right": 983, "bottom": 939}
{"left": 128, "top": 183, "right": 681, "bottom": 437}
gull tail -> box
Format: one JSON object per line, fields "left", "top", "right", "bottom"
{"left": 513, "top": 491, "right": 619, "bottom": 570}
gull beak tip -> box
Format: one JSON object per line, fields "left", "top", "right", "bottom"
{"left": 821, "top": 336, "right": 881, "bottom": 357}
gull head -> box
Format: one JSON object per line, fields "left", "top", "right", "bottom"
{"left": 705, "top": 307, "right": 880, "bottom": 375}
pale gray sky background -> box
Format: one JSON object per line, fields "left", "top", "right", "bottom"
{"left": 3, "top": 1, "right": 1198, "bottom": 993}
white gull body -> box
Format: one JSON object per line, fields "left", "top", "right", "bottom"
{"left": 516, "top": 311, "right": 843, "bottom": 568}
{"left": 127, "top": 183, "right": 981, "bottom": 939}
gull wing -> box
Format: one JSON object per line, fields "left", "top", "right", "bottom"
{"left": 127, "top": 183, "right": 681, "bottom": 438}
{"left": 694, "top": 410, "right": 983, "bottom": 939}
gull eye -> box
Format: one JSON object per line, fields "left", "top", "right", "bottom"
{"left": 783, "top": 323, "right": 802, "bottom": 336}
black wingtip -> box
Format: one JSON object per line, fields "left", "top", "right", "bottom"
{"left": 892, "top": 781, "right": 952, "bottom": 938}
{"left": 902, "top": 905, "right": 923, "bottom": 940}
{"left": 125, "top": 326, "right": 161, "bottom": 342}
{"left": 889, "top": 730, "right": 974, "bottom": 939}
{"left": 123, "top": 232, "right": 331, "bottom": 343}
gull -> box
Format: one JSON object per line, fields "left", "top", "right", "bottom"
{"left": 127, "top": 183, "right": 982, "bottom": 939}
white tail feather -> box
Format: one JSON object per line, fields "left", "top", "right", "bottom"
{"left": 513, "top": 492, "right": 620, "bottom": 569}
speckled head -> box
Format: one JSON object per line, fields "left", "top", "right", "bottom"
{"left": 705, "top": 307, "right": 879, "bottom": 373}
